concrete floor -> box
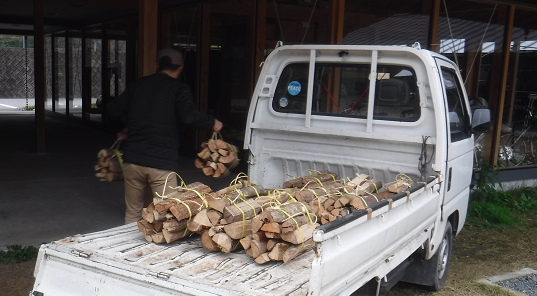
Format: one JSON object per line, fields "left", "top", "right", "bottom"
{"left": 0, "top": 114, "right": 237, "bottom": 249}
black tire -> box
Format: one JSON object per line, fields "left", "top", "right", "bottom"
{"left": 429, "top": 222, "right": 453, "bottom": 291}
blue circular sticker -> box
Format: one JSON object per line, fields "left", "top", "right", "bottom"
{"left": 288, "top": 81, "right": 302, "bottom": 96}
{"left": 279, "top": 97, "right": 288, "bottom": 108}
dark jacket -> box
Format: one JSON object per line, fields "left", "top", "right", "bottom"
{"left": 107, "top": 72, "right": 215, "bottom": 171}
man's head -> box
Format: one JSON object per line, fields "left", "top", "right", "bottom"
{"left": 157, "top": 48, "right": 183, "bottom": 78}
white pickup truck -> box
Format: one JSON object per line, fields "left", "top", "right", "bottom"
{"left": 31, "top": 44, "right": 491, "bottom": 296}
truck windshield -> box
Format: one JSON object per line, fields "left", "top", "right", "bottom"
{"left": 272, "top": 63, "right": 420, "bottom": 122}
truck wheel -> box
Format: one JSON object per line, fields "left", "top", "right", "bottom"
{"left": 429, "top": 222, "right": 453, "bottom": 291}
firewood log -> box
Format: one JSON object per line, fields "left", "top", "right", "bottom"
{"left": 137, "top": 220, "right": 154, "bottom": 235}
{"left": 215, "top": 183, "right": 243, "bottom": 198}
{"left": 377, "top": 191, "right": 394, "bottom": 200}
{"left": 208, "top": 199, "right": 228, "bottom": 213}
{"left": 154, "top": 221, "right": 163, "bottom": 232}
{"left": 240, "top": 235, "right": 252, "bottom": 250}
{"left": 163, "top": 219, "right": 187, "bottom": 233}
{"left": 265, "top": 232, "right": 281, "bottom": 239}
{"left": 260, "top": 222, "right": 281, "bottom": 233}
{"left": 268, "top": 242, "right": 290, "bottom": 261}
{"left": 255, "top": 253, "right": 271, "bottom": 264}
{"left": 212, "top": 232, "right": 239, "bottom": 253}
{"left": 151, "top": 232, "right": 166, "bottom": 244}
{"left": 163, "top": 229, "right": 189, "bottom": 244}
{"left": 207, "top": 210, "right": 223, "bottom": 225}
{"left": 281, "top": 216, "right": 310, "bottom": 233}
{"left": 280, "top": 223, "right": 314, "bottom": 245}
{"left": 250, "top": 238, "right": 268, "bottom": 258}
{"left": 142, "top": 207, "right": 155, "bottom": 224}
{"left": 261, "top": 202, "right": 311, "bottom": 223}
{"left": 187, "top": 209, "right": 212, "bottom": 233}
{"left": 283, "top": 239, "right": 315, "bottom": 263}
{"left": 201, "top": 230, "right": 220, "bottom": 251}
{"left": 202, "top": 166, "right": 214, "bottom": 176}
{"left": 194, "top": 158, "right": 205, "bottom": 169}
{"left": 224, "top": 220, "right": 252, "bottom": 239}
{"left": 223, "top": 199, "right": 263, "bottom": 224}
{"left": 349, "top": 194, "right": 380, "bottom": 210}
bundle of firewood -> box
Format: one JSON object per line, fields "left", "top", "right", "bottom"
{"left": 94, "top": 148, "right": 122, "bottom": 182}
{"left": 137, "top": 182, "right": 215, "bottom": 243}
{"left": 195, "top": 183, "right": 271, "bottom": 253}
{"left": 242, "top": 201, "right": 318, "bottom": 264}
{"left": 136, "top": 172, "right": 415, "bottom": 265}
{"left": 195, "top": 133, "right": 239, "bottom": 178}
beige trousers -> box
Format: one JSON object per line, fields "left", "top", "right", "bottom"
{"left": 122, "top": 163, "right": 178, "bottom": 224}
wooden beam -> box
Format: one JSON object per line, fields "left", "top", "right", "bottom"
{"left": 329, "top": 0, "right": 345, "bottom": 45}
{"left": 81, "top": 27, "right": 89, "bottom": 121}
{"left": 0, "top": 29, "right": 34, "bottom": 36}
{"left": 101, "top": 24, "right": 109, "bottom": 124}
{"left": 44, "top": 0, "right": 137, "bottom": 9}
{"left": 138, "top": 0, "right": 159, "bottom": 78}
{"left": 196, "top": 4, "right": 210, "bottom": 147}
{"left": 65, "top": 31, "right": 70, "bottom": 115}
{"left": 505, "top": 41, "right": 520, "bottom": 123}
{"left": 51, "top": 34, "right": 56, "bottom": 112}
{"left": 428, "top": 0, "right": 441, "bottom": 52}
{"left": 34, "top": 0, "right": 46, "bottom": 153}
{"left": 491, "top": 4, "right": 515, "bottom": 167}
{"left": 252, "top": 0, "right": 266, "bottom": 87}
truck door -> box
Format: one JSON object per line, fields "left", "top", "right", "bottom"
{"left": 435, "top": 58, "right": 473, "bottom": 212}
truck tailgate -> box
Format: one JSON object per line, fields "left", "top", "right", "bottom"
{"left": 32, "top": 224, "right": 313, "bottom": 296}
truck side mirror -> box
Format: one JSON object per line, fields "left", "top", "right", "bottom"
{"left": 471, "top": 108, "right": 491, "bottom": 133}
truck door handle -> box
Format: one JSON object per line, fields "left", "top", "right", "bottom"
{"left": 447, "top": 167, "right": 452, "bottom": 192}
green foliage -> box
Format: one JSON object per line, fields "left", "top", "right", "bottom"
{"left": 21, "top": 105, "right": 35, "bottom": 111}
{"left": 0, "top": 35, "right": 34, "bottom": 48}
{"left": 468, "top": 202, "right": 519, "bottom": 227}
{"left": 0, "top": 245, "right": 39, "bottom": 265}
{"left": 469, "top": 162, "right": 537, "bottom": 228}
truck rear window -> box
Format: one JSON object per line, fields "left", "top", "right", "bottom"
{"left": 272, "top": 63, "right": 420, "bottom": 121}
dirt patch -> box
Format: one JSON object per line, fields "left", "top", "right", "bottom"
{"left": 386, "top": 213, "right": 537, "bottom": 296}
{"left": 0, "top": 260, "right": 37, "bottom": 296}
{"left": 2, "top": 216, "right": 536, "bottom": 296}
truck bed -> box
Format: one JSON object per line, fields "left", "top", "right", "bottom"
{"left": 32, "top": 223, "right": 314, "bottom": 296}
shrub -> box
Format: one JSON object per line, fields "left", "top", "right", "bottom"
{"left": 0, "top": 245, "right": 39, "bottom": 265}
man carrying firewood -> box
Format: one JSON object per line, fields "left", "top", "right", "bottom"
{"left": 107, "top": 48, "right": 223, "bottom": 224}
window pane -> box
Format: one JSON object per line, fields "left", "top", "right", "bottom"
{"left": 272, "top": 63, "right": 420, "bottom": 121}
{"left": 442, "top": 68, "right": 470, "bottom": 142}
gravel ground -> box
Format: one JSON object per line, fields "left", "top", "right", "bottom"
{"left": 496, "top": 274, "right": 537, "bottom": 296}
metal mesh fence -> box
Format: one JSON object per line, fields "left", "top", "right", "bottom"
{"left": 0, "top": 47, "right": 35, "bottom": 99}
{"left": 1, "top": 36, "right": 124, "bottom": 109}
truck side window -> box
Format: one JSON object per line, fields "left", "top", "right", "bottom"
{"left": 272, "top": 63, "right": 420, "bottom": 122}
{"left": 441, "top": 68, "right": 471, "bottom": 142}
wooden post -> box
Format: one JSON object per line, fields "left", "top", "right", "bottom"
{"left": 196, "top": 4, "right": 211, "bottom": 147}
{"left": 34, "top": 0, "right": 46, "bottom": 152}
{"left": 138, "top": 0, "right": 159, "bottom": 78}
{"left": 81, "top": 27, "right": 89, "bottom": 121}
{"left": 252, "top": 0, "right": 266, "bottom": 85}
{"left": 504, "top": 41, "right": 520, "bottom": 123}
{"left": 327, "top": 0, "right": 345, "bottom": 113}
{"left": 51, "top": 33, "right": 56, "bottom": 112}
{"left": 428, "top": 0, "right": 441, "bottom": 52}
{"left": 329, "top": 0, "right": 344, "bottom": 45}
{"left": 101, "top": 24, "right": 109, "bottom": 124}
{"left": 65, "top": 31, "right": 70, "bottom": 115}
{"left": 491, "top": 5, "right": 515, "bottom": 167}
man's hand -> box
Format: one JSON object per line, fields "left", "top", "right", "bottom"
{"left": 117, "top": 128, "right": 128, "bottom": 140}
{"left": 213, "top": 119, "right": 223, "bottom": 132}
